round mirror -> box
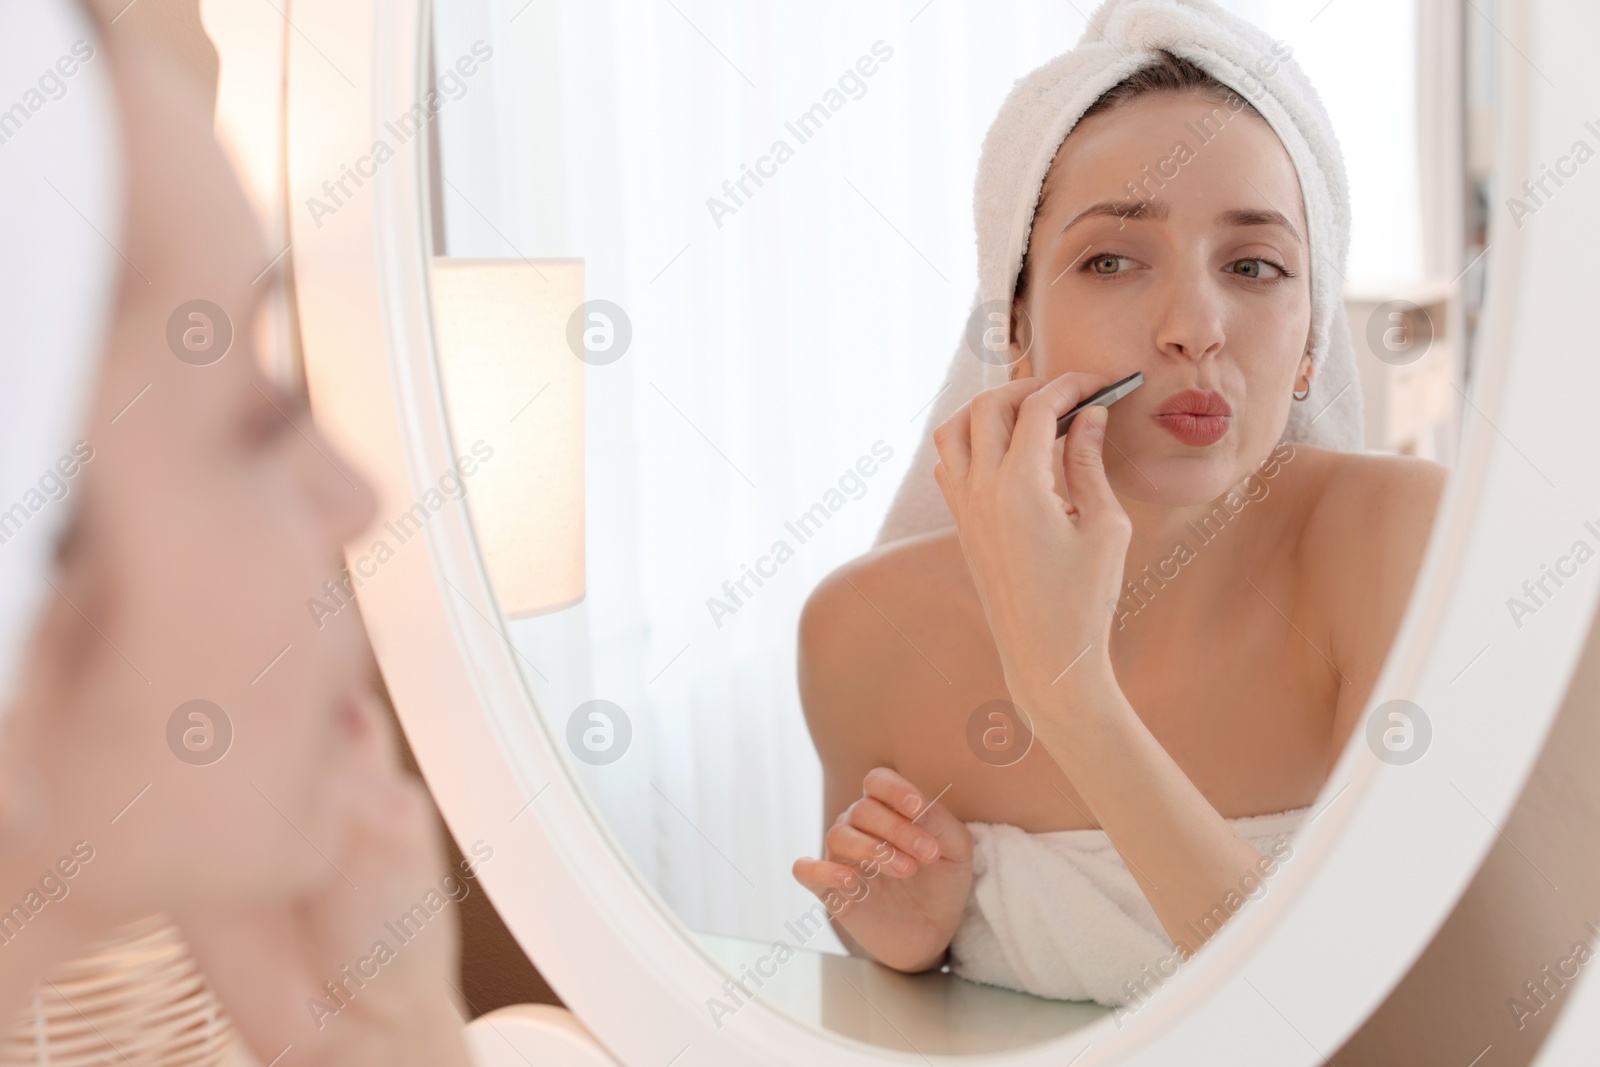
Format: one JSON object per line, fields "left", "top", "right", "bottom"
{"left": 289, "top": 0, "right": 1600, "bottom": 1062}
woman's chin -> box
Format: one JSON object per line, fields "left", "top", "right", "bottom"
{"left": 1105, "top": 442, "right": 1255, "bottom": 508}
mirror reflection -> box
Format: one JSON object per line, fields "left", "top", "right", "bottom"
{"left": 425, "top": 0, "right": 1488, "bottom": 1051}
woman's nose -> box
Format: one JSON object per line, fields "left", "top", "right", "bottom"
{"left": 1153, "top": 265, "right": 1226, "bottom": 363}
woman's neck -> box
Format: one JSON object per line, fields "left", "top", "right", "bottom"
{"left": 1110, "top": 464, "right": 1287, "bottom": 627}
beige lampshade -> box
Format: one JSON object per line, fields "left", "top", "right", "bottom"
{"left": 430, "top": 257, "right": 585, "bottom": 619}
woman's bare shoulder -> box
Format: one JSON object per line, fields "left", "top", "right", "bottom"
{"left": 1293, "top": 446, "right": 1448, "bottom": 563}
{"left": 796, "top": 526, "right": 985, "bottom": 757}
{"left": 1291, "top": 445, "right": 1449, "bottom": 661}
{"left": 798, "top": 525, "right": 979, "bottom": 680}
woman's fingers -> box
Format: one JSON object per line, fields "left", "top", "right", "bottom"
{"left": 792, "top": 857, "right": 847, "bottom": 892}
{"left": 1009, "top": 372, "right": 1120, "bottom": 516}
{"left": 1010, "top": 373, "right": 1098, "bottom": 462}
{"left": 1061, "top": 403, "right": 1125, "bottom": 526}
{"left": 937, "top": 372, "right": 1119, "bottom": 506}
{"left": 843, "top": 797, "right": 941, "bottom": 863}
{"left": 860, "top": 767, "right": 971, "bottom": 862}
{"left": 932, "top": 403, "right": 972, "bottom": 486}
{"left": 792, "top": 859, "right": 875, "bottom": 904}
{"left": 934, "top": 377, "right": 1043, "bottom": 489}
{"left": 791, "top": 766, "right": 977, "bottom": 902}
{"left": 825, "top": 823, "right": 918, "bottom": 878}
{"left": 860, "top": 766, "right": 924, "bottom": 817}
{"left": 966, "top": 377, "right": 1047, "bottom": 475}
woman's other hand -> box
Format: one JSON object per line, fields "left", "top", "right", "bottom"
{"left": 932, "top": 373, "right": 1131, "bottom": 713}
{"left": 791, "top": 768, "right": 972, "bottom": 973}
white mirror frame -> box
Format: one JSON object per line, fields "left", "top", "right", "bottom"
{"left": 288, "top": 0, "right": 1600, "bottom": 1062}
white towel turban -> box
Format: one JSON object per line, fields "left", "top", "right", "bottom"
{"left": 877, "top": 0, "right": 1362, "bottom": 546}
{"left": 0, "top": 0, "right": 121, "bottom": 727}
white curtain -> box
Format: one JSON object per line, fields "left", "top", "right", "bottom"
{"left": 433, "top": 0, "right": 1420, "bottom": 950}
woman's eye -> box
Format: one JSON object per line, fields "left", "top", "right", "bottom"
{"left": 1085, "top": 254, "right": 1135, "bottom": 276}
{"left": 1227, "top": 257, "right": 1286, "bottom": 280}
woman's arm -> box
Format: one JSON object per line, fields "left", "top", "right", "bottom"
{"left": 932, "top": 372, "right": 1286, "bottom": 957}
{"left": 1060, "top": 454, "right": 1444, "bottom": 953}
{"left": 792, "top": 565, "right": 975, "bottom": 970}
{"left": 1015, "top": 658, "right": 1282, "bottom": 957}
{"left": 796, "top": 563, "right": 899, "bottom": 958}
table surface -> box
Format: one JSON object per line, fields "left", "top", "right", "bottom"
{"left": 692, "top": 931, "right": 1111, "bottom": 1057}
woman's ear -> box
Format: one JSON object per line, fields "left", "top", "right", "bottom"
{"left": 1008, "top": 300, "right": 1034, "bottom": 380}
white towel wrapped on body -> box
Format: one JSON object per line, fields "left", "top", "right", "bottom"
{"left": 949, "top": 806, "right": 1312, "bottom": 1006}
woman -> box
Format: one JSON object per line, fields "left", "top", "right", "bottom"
{"left": 791, "top": 25, "right": 1445, "bottom": 1005}
{"left": 0, "top": 3, "right": 472, "bottom": 1062}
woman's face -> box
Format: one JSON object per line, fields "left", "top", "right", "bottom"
{"left": 0, "top": 43, "right": 382, "bottom": 923}
{"left": 1011, "top": 88, "right": 1313, "bottom": 507}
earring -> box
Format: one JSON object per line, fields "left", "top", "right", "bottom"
{"left": 1293, "top": 357, "right": 1313, "bottom": 401}
{"left": 1292, "top": 348, "right": 1315, "bottom": 401}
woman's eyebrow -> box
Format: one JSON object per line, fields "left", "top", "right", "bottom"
{"left": 1058, "top": 199, "right": 1169, "bottom": 237}
{"left": 1056, "top": 200, "right": 1304, "bottom": 246}
{"left": 1215, "top": 207, "right": 1303, "bottom": 245}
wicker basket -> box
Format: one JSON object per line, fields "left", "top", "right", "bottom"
{"left": 0, "top": 913, "right": 236, "bottom": 1067}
